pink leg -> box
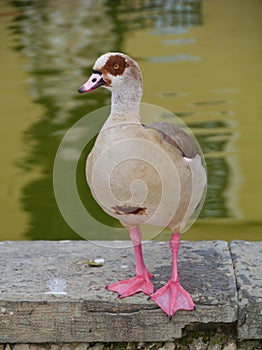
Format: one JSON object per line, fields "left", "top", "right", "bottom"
{"left": 150, "top": 233, "right": 195, "bottom": 318}
{"left": 106, "top": 226, "right": 154, "bottom": 298}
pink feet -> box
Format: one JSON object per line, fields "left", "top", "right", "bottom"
{"left": 106, "top": 226, "right": 154, "bottom": 298}
{"left": 150, "top": 280, "right": 195, "bottom": 318}
{"left": 106, "top": 228, "right": 195, "bottom": 318}
{"left": 106, "top": 270, "right": 154, "bottom": 298}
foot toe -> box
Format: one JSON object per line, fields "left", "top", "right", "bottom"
{"left": 106, "top": 275, "right": 154, "bottom": 298}
{"left": 150, "top": 280, "right": 195, "bottom": 317}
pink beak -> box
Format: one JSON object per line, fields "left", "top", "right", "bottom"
{"left": 78, "top": 71, "right": 106, "bottom": 93}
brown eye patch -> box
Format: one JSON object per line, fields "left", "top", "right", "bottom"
{"left": 103, "top": 54, "right": 129, "bottom": 76}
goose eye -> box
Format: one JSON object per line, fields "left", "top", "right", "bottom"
{"left": 113, "top": 63, "right": 120, "bottom": 70}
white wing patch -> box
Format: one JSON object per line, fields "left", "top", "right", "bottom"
{"left": 183, "top": 157, "right": 193, "bottom": 162}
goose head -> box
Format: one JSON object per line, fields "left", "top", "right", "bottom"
{"left": 78, "top": 52, "right": 143, "bottom": 105}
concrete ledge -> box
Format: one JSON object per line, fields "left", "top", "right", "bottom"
{"left": 0, "top": 240, "right": 261, "bottom": 343}
{"left": 230, "top": 241, "right": 262, "bottom": 339}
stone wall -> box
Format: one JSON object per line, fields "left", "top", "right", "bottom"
{"left": 0, "top": 240, "right": 261, "bottom": 349}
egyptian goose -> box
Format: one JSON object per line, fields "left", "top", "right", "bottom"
{"left": 78, "top": 52, "right": 207, "bottom": 318}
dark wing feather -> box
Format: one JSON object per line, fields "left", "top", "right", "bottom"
{"left": 145, "top": 122, "right": 200, "bottom": 158}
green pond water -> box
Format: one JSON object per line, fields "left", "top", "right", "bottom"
{"left": 0, "top": 0, "right": 261, "bottom": 242}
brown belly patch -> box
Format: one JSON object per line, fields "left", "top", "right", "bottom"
{"left": 112, "top": 205, "right": 147, "bottom": 215}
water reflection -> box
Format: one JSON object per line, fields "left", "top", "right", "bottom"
{"left": 109, "top": 0, "right": 201, "bottom": 29}
{"left": 6, "top": 0, "right": 260, "bottom": 241}
{"left": 11, "top": 0, "right": 121, "bottom": 239}
{"left": 149, "top": 54, "right": 201, "bottom": 62}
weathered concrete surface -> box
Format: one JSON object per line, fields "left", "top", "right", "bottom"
{"left": 0, "top": 240, "right": 238, "bottom": 342}
{"left": 230, "top": 240, "right": 262, "bottom": 340}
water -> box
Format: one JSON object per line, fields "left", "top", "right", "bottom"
{"left": 0, "top": 0, "right": 261, "bottom": 241}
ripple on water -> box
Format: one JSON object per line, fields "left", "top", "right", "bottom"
{"left": 149, "top": 54, "right": 201, "bottom": 62}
